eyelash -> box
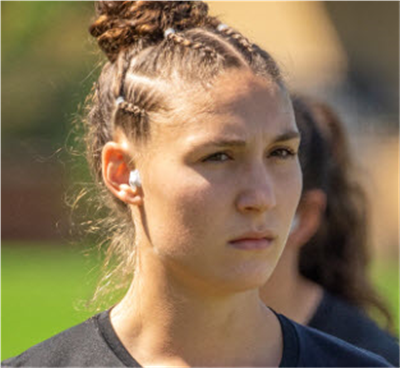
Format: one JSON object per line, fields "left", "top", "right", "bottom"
{"left": 202, "top": 148, "right": 297, "bottom": 163}
{"left": 202, "top": 152, "right": 232, "bottom": 162}
{"left": 269, "top": 147, "right": 297, "bottom": 159}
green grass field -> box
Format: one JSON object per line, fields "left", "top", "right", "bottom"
{"left": 1, "top": 243, "right": 99, "bottom": 360}
{"left": 2, "top": 242, "right": 399, "bottom": 360}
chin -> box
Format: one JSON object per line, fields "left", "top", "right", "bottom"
{"left": 213, "top": 261, "right": 277, "bottom": 294}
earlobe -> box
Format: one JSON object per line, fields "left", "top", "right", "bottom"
{"left": 102, "top": 142, "right": 143, "bottom": 206}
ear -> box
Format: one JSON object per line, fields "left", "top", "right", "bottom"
{"left": 286, "top": 189, "right": 327, "bottom": 250}
{"left": 102, "top": 141, "right": 143, "bottom": 206}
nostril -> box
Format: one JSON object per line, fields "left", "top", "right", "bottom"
{"left": 236, "top": 165, "right": 276, "bottom": 213}
{"left": 236, "top": 189, "right": 276, "bottom": 214}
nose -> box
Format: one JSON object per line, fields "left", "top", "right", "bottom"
{"left": 235, "top": 164, "right": 276, "bottom": 214}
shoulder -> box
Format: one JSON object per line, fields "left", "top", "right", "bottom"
{"left": 308, "top": 291, "right": 399, "bottom": 366}
{"left": 1, "top": 313, "right": 123, "bottom": 367}
{"left": 277, "top": 313, "right": 392, "bottom": 367}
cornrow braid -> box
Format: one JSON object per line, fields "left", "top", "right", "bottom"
{"left": 117, "top": 100, "right": 145, "bottom": 116}
{"left": 216, "top": 24, "right": 255, "bottom": 55}
{"left": 166, "top": 32, "right": 218, "bottom": 59}
{"left": 115, "top": 99, "right": 149, "bottom": 138}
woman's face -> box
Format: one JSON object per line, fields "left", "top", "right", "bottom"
{"left": 134, "top": 70, "right": 302, "bottom": 293}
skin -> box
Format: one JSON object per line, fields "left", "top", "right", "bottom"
{"left": 260, "top": 190, "right": 326, "bottom": 324}
{"left": 102, "top": 69, "right": 302, "bottom": 367}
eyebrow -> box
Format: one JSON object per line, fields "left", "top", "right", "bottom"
{"left": 274, "top": 130, "right": 301, "bottom": 142}
{"left": 196, "top": 130, "right": 300, "bottom": 149}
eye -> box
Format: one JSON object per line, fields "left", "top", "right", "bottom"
{"left": 269, "top": 147, "right": 297, "bottom": 160}
{"left": 202, "top": 152, "right": 232, "bottom": 162}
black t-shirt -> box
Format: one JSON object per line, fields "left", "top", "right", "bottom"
{"left": 308, "top": 290, "right": 399, "bottom": 366}
{"left": 2, "top": 309, "right": 391, "bottom": 367}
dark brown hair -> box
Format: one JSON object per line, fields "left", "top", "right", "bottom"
{"left": 293, "top": 95, "right": 394, "bottom": 331}
{"left": 81, "top": 1, "right": 287, "bottom": 305}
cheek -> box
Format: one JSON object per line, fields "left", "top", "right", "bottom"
{"left": 275, "top": 162, "right": 302, "bottom": 226}
{"left": 142, "top": 163, "right": 227, "bottom": 254}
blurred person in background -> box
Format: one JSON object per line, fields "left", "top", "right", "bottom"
{"left": 260, "top": 95, "right": 399, "bottom": 366}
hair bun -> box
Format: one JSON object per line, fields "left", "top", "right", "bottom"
{"left": 94, "top": 1, "right": 131, "bottom": 17}
{"left": 89, "top": 1, "right": 214, "bottom": 62}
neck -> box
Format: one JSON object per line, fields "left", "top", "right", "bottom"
{"left": 110, "top": 248, "right": 282, "bottom": 367}
{"left": 259, "top": 247, "right": 323, "bottom": 325}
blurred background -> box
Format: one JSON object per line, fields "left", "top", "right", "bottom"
{"left": 2, "top": 1, "right": 398, "bottom": 360}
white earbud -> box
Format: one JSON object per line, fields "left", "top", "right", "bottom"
{"left": 289, "top": 215, "right": 299, "bottom": 234}
{"left": 129, "top": 170, "right": 142, "bottom": 189}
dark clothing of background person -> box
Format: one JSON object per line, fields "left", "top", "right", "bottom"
{"left": 308, "top": 290, "right": 399, "bottom": 366}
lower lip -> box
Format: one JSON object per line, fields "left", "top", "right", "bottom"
{"left": 229, "top": 238, "right": 273, "bottom": 250}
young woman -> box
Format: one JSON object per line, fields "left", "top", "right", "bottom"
{"left": 3, "top": 2, "right": 391, "bottom": 367}
{"left": 260, "top": 96, "right": 399, "bottom": 366}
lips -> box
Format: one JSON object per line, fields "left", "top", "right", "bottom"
{"left": 228, "top": 231, "right": 276, "bottom": 251}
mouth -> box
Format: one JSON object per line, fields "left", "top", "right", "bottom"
{"left": 228, "top": 232, "right": 276, "bottom": 251}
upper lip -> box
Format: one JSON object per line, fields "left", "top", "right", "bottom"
{"left": 230, "top": 230, "right": 277, "bottom": 242}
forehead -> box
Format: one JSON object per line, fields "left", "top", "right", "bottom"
{"left": 208, "top": 70, "right": 288, "bottom": 122}
{"left": 151, "top": 69, "right": 294, "bottom": 145}
{"left": 208, "top": 70, "right": 278, "bottom": 108}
